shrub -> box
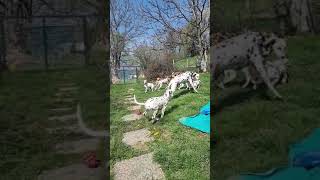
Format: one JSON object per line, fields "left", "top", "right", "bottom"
{"left": 144, "top": 53, "right": 175, "bottom": 81}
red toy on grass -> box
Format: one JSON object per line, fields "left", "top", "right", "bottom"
{"left": 82, "top": 151, "right": 101, "bottom": 168}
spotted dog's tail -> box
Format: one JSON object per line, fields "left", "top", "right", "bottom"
{"left": 77, "top": 103, "right": 109, "bottom": 137}
{"left": 133, "top": 94, "right": 145, "bottom": 105}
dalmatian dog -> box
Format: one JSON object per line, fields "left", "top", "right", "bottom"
{"left": 155, "top": 77, "right": 170, "bottom": 90}
{"left": 144, "top": 80, "right": 155, "bottom": 93}
{"left": 178, "top": 79, "right": 201, "bottom": 90}
{"left": 216, "top": 33, "right": 289, "bottom": 90}
{"left": 217, "top": 69, "right": 237, "bottom": 89}
{"left": 212, "top": 31, "right": 284, "bottom": 99}
{"left": 242, "top": 59, "right": 289, "bottom": 89}
{"left": 167, "top": 71, "right": 200, "bottom": 95}
{"left": 133, "top": 89, "right": 173, "bottom": 123}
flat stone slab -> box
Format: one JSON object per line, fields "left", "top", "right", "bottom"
{"left": 127, "top": 105, "right": 141, "bottom": 111}
{"left": 48, "top": 114, "right": 77, "bottom": 121}
{"left": 122, "top": 114, "right": 143, "bottom": 122}
{"left": 54, "top": 98, "right": 76, "bottom": 103}
{"left": 54, "top": 92, "right": 75, "bottom": 97}
{"left": 58, "top": 83, "right": 76, "bottom": 87}
{"left": 46, "top": 125, "right": 82, "bottom": 134}
{"left": 113, "top": 153, "right": 165, "bottom": 180}
{"left": 124, "top": 101, "right": 134, "bottom": 105}
{"left": 122, "top": 128, "right": 154, "bottom": 149}
{"left": 38, "top": 163, "right": 103, "bottom": 180}
{"left": 55, "top": 138, "right": 100, "bottom": 154}
{"left": 49, "top": 107, "right": 73, "bottom": 113}
{"left": 125, "top": 97, "right": 134, "bottom": 101}
{"left": 59, "top": 87, "right": 79, "bottom": 92}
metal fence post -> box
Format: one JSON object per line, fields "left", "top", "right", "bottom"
{"left": 42, "top": 17, "right": 48, "bottom": 71}
{"left": 123, "top": 67, "right": 126, "bottom": 84}
{"left": 136, "top": 67, "right": 138, "bottom": 81}
{"left": 82, "top": 17, "right": 89, "bottom": 66}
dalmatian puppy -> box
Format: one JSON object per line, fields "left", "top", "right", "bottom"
{"left": 212, "top": 31, "right": 284, "bottom": 99}
{"left": 242, "top": 59, "right": 289, "bottom": 89}
{"left": 178, "top": 79, "right": 201, "bottom": 90}
{"left": 133, "top": 89, "right": 173, "bottom": 123}
{"left": 167, "top": 71, "right": 200, "bottom": 95}
{"left": 155, "top": 77, "right": 170, "bottom": 90}
{"left": 144, "top": 80, "right": 155, "bottom": 93}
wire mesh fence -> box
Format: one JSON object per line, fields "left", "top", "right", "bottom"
{"left": 0, "top": 15, "right": 104, "bottom": 71}
{"left": 116, "top": 65, "right": 141, "bottom": 84}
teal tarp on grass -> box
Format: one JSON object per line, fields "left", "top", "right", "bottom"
{"left": 179, "top": 102, "right": 210, "bottom": 133}
{"left": 232, "top": 128, "right": 320, "bottom": 180}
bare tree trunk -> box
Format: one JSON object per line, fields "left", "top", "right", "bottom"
{"left": 111, "top": 64, "right": 120, "bottom": 84}
{"left": 290, "top": 0, "right": 314, "bottom": 33}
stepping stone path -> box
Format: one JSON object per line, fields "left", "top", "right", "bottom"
{"left": 54, "top": 98, "right": 76, "bottom": 103}
{"left": 127, "top": 105, "right": 141, "bottom": 111}
{"left": 113, "top": 153, "right": 165, "bottom": 180}
{"left": 49, "top": 107, "right": 73, "bottom": 113}
{"left": 122, "top": 128, "right": 154, "bottom": 149}
{"left": 122, "top": 113, "right": 143, "bottom": 122}
{"left": 38, "top": 163, "right": 103, "bottom": 180}
{"left": 46, "top": 125, "right": 83, "bottom": 134}
{"left": 59, "top": 87, "right": 79, "bottom": 92}
{"left": 112, "top": 89, "right": 165, "bottom": 179}
{"left": 125, "top": 97, "right": 134, "bottom": 101}
{"left": 55, "top": 138, "right": 100, "bottom": 154}
{"left": 48, "top": 114, "right": 77, "bottom": 121}
{"left": 39, "top": 80, "right": 104, "bottom": 179}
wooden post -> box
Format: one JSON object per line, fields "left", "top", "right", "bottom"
{"left": 42, "top": 17, "right": 48, "bottom": 71}
{"left": 82, "top": 17, "right": 89, "bottom": 66}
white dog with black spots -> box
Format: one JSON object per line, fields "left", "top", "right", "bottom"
{"left": 212, "top": 31, "right": 287, "bottom": 99}
{"left": 143, "top": 80, "right": 155, "bottom": 93}
{"left": 166, "top": 71, "right": 200, "bottom": 95}
{"left": 133, "top": 89, "right": 173, "bottom": 123}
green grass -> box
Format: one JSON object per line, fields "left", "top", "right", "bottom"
{"left": 110, "top": 73, "right": 210, "bottom": 180}
{"left": 0, "top": 66, "right": 107, "bottom": 179}
{"left": 212, "top": 36, "right": 320, "bottom": 179}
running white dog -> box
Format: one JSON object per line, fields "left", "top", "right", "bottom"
{"left": 242, "top": 59, "right": 288, "bottom": 89}
{"left": 178, "top": 79, "right": 201, "bottom": 90}
{"left": 144, "top": 80, "right": 155, "bottom": 93}
{"left": 155, "top": 77, "right": 170, "bottom": 90}
{"left": 133, "top": 90, "right": 173, "bottom": 123}
{"left": 167, "top": 71, "right": 200, "bottom": 95}
{"left": 212, "top": 31, "right": 286, "bottom": 98}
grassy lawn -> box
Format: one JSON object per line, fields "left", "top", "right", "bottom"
{"left": 212, "top": 36, "right": 320, "bottom": 179}
{"left": 110, "top": 73, "right": 210, "bottom": 180}
{"left": 0, "top": 66, "right": 107, "bottom": 179}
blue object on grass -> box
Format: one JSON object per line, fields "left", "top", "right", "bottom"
{"left": 232, "top": 128, "right": 320, "bottom": 180}
{"left": 200, "top": 102, "right": 210, "bottom": 115}
{"left": 179, "top": 102, "right": 210, "bottom": 133}
{"left": 293, "top": 152, "right": 320, "bottom": 169}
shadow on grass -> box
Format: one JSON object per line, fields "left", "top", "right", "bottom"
{"left": 172, "top": 89, "right": 192, "bottom": 99}
{"left": 213, "top": 86, "right": 274, "bottom": 114}
{"left": 164, "top": 104, "right": 179, "bottom": 115}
